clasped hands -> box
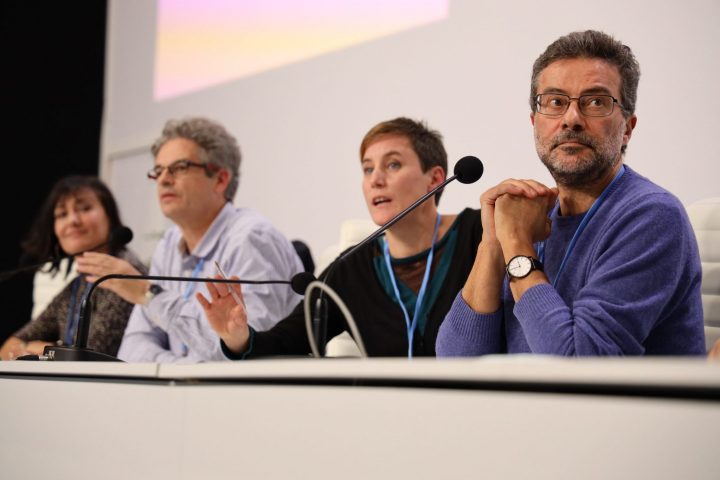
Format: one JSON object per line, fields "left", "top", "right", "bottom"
{"left": 480, "top": 178, "right": 558, "bottom": 248}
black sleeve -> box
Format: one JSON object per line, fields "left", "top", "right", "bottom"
{"left": 246, "top": 264, "right": 348, "bottom": 358}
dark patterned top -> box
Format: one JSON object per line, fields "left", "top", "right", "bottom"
{"left": 14, "top": 249, "right": 147, "bottom": 356}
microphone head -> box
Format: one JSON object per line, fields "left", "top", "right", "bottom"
{"left": 291, "top": 271, "right": 316, "bottom": 295}
{"left": 454, "top": 156, "right": 484, "bottom": 184}
{"left": 110, "top": 226, "right": 134, "bottom": 248}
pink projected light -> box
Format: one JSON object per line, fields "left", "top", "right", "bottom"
{"left": 154, "top": 0, "right": 449, "bottom": 101}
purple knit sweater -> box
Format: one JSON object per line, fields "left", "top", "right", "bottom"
{"left": 437, "top": 166, "right": 705, "bottom": 356}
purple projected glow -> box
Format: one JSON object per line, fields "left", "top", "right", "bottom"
{"left": 154, "top": 0, "right": 449, "bottom": 101}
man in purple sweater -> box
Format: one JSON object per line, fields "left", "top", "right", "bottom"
{"left": 437, "top": 30, "right": 705, "bottom": 356}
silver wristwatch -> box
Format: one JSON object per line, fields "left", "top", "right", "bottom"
{"left": 506, "top": 255, "right": 544, "bottom": 280}
{"left": 144, "top": 283, "right": 164, "bottom": 304}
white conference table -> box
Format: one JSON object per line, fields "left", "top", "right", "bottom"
{"left": 1, "top": 356, "right": 719, "bottom": 480}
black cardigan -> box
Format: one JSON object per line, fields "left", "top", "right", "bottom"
{"left": 245, "top": 208, "right": 482, "bottom": 357}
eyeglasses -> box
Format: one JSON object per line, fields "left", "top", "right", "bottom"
{"left": 535, "top": 93, "right": 626, "bottom": 117}
{"left": 147, "top": 159, "right": 219, "bottom": 180}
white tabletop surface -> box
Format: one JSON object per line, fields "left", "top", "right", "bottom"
{"left": 1, "top": 355, "right": 718, "bottom": 389}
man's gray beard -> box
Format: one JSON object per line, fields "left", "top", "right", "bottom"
{"left": 536, "top": 130, "right": 622, "bottom": 188}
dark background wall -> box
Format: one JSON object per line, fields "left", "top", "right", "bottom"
{"left": 0, "top": 2, "right": 107, "bottom": 341}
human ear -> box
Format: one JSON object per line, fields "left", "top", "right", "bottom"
{"left": 623, "top": 114, "right": 637, "bottom": 148}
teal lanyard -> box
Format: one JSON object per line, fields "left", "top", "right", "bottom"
{"left": 382, "top": 215, "right": 441, "bottom": 358}
{"left": 538, "top": 165, "right": 625, "bottom": 288}
{"left": 64, "top": 277, "right": 90, "bottom": 345}
{"left": 183, "top": 258, "right": 205, "bottom": 299}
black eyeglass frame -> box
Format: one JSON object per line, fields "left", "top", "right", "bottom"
{"left": 147, "top": 159, "right": 220, "bottom": 180}
{"left": 534, "top": 93, "right": 627, "bottom": 117}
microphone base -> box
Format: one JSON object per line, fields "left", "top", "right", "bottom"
{"left": 43, "top": 345, "right": 123, "bottom": 362}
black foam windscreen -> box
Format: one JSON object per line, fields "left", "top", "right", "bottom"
{"left": 291, "top": 271, "right": 316, "bottom": 295}
{"left": 454, "top": 156, "right": 484, "bottom": 184}
{"left": 110, "top": 226, "right": 134, "bottom": 247}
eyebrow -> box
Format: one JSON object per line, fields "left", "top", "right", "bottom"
{"left": 361, "top": 150, "right": 402, "bottom": 164}
{"left": 154, "top": 158, "right": 192, "bottom": 167}
{"left": 540, "top": 86, "right": 614, "bottom": 96}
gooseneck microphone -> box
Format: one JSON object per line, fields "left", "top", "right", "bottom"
{"left": 338, "top": 155, "right": 483, "bottom": 261}
{"left": 306, "top": 156, "right": 484, "bottom": 357}
{"left": 42, "top": 271, "right": 316, "bottom": 362}
{"left": 0, "top": 226, "right": 134, "bottom": 282}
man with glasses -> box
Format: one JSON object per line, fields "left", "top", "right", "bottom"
{"left": 437, "top": 30, "right": 705, "bottom": 356}
{"left": 76, "top": 117, "right": 303, "bottom": 362}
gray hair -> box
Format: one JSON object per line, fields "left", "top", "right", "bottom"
{"left": 151, "top": 117, "right": 241, "bottom": 201}
{"left": 530, "top": 30, "right": 641, "bottom": 120}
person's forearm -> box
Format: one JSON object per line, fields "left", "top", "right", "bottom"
{"left": 461, "top": 239, "right": 506, "bottom": 313}
{"left": 110, "top": 279, "right": 150, "bottom": 305}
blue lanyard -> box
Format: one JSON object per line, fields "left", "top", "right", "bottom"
{"left": 64, "top": 277, "right": 90, "bottom": 345}
{"left": 173, "top": 257, "right": 206, "bottom": 357}
{"left": 539, "top": 165, "right": 625, "bottom": 288}
{"left": 183, "top": 258, "right": 205, "bottom": 299}
{"left": 382, "top": 214, "right": 441, "bottom": 358}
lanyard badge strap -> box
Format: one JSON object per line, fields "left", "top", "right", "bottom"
{"left": 382, "top": 214, "right": 441, "bottom": 358}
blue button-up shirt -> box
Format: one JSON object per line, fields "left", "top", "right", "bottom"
{"left": 118, "top": 203, "right": 303, "bottom": 362}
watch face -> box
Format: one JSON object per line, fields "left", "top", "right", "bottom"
{"left": 507, "top": 256, "right": 532, "bottom": 278}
